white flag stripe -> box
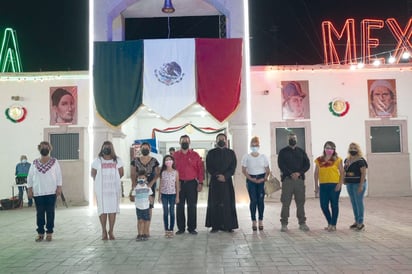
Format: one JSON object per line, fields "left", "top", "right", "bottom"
{"left": 143, "top": 39, "right": 196, "bottom": 120}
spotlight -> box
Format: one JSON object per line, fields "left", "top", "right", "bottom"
{"left": 388, "top": 55, "right": 396, "bottom": 64}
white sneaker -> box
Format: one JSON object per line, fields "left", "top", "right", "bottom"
{"left": 299, "top": 224, "right": 310, "bottom": 231}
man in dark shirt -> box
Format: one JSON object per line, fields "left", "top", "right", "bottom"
{"left": 277, "top": 133, "right": 310, "bottom": 232}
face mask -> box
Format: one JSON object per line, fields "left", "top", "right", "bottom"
{"left": 288, "top": 139, "right": 297, "bottom": 146}
{"left": 102, "top": 147, "right": 111, "bottom": 155}
{"left": 325, "top": 149, "right": 334, "bottom": 156}
{"left": 165, "top": 160, "right": 173, "bottom": 167}
{"left": 349, "top": 150, "right": 358, "bottom": 156}
{"left": 21, "top": 159, "right": 27, "bottom": 164}
{"left": 217, "top": 140, "right": 226, "bottom": 148}
{"left": 40, "top": 148, "right": 49, "bottom": 156}
{"left": 181, "top": 142, "right": 189, "bottom": 150}
{"left": 137, "top": 179, "right": 145, "bottom": 185}
{"left": 141, "top": 149, "right": 150, "bottom": 156}
{"left": 251, "top": 146, "right": 259, "bottom": 153}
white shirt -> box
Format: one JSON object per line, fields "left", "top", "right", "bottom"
{"left": 27, "top": 158, "right": 62, "bottom": 197}
{"left": 241, "top": 153, "right": 269, "bottom": 175}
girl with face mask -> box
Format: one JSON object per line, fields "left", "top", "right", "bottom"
{"left": 158, "top": 155, "right": 180, "bottom": 238}
{"left": 91, "top": 141, "right": 124, "bottom": 240}
{"left": 314, "top": 141, "right": 344, "bottom": 232}
{"left": 344, "top": 143, "right": 368, "bottom": 231}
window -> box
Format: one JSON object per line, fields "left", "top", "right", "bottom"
{"left": 275, "top": 127, "right": 306, "bottom": 154}
{"left": 50, "top": 133, "right": 80, "bottom": 160}
{"left": 370, "top": 126, "right": 401, "bottom": 153}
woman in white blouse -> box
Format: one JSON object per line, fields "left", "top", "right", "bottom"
{"left": 241, "top": 136, "right": 270, "bottom": 231}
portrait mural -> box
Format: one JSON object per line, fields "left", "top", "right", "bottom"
{"left": 50, "top": 86, "right": 77, "bottom": 125}
{"left": 281, "top": 80, "right": 310, "bottom": 119}
{"left": 368, "top": 79, "right": 397, "bottom": 118}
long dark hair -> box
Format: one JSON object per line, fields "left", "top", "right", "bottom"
{"left": 98, "top": 141, "right": 118, "bottom": 162}
{"left": 322, "top": 141, "right": 338, "bottom": 161}
{"left": 160, "top": 154, "right": 175, "bottom": 178}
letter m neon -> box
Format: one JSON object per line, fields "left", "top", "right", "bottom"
{"left": 322, "top": 19, "right": 357, "bottom": 65}
{"left": 0, "top": 28, "right": 23, "bottom": 72}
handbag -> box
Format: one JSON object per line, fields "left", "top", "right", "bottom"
{"left": 264, "top": 173, "right": 281, "bottom": 195}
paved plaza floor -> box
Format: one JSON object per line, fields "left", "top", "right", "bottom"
{"left": 1, "top": 194, "right": 412, "bottom": 274}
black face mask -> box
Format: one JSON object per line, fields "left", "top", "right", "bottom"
{"left": 141, "top": 149, "right": 150, "bottom": 156}
{"left": 181, "top": 142, "right": 189, "bottom": 150}
{"left": 217, "top": 140, "right": 226, "bottom": 148}
{"left": 40, "top": 148, "right": 49, "bottom": 156}
{"left": 349, "top": 150, "right": 358, "bottom": 156}
{"left": 288, "top": 139, "right": 297, "bottom": 146}
{"left": 102, "top": 147, "right": 111, "bottom": 155}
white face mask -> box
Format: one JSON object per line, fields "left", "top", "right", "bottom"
{"left": 21, "top": 159, "right": 27, "bottom": 164}
{"left": 251, "top": 146, "right": 259, "bottom": 153}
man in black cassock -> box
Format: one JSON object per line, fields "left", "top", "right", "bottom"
{"left": 205, "top": 133, "right": 238, "bottom": 233}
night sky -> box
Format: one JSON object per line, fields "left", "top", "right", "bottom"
{"left": 0, "top": 0, "right": 409, "bottom": 71}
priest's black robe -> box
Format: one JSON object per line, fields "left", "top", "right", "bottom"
{"left": 205, "top": 147, "right": 239, "bottom": 231}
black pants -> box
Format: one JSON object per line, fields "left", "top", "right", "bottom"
{"left": 34, "top": 194, "right": 57, "bottom": 234}
{"left": 176, "top": 180, "right": 198, "bottom": 232}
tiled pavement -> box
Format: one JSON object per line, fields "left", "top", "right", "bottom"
{"left": 1, "top": 194, "right": 412, "bottom": 274}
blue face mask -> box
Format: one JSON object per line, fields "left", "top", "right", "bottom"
{"left": 251, "top": 146, "right": 259, "bottom": 153}
{"left": 21, "top": 159, "right": 27, "bottom": 164}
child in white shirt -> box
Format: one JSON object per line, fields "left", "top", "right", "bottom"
{"left": 131, "top": 170, "right": 153, "bottom": 241}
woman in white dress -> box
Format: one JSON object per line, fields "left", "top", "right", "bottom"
{"left": 91, "top": 141, "right": 124, "bottom": 240}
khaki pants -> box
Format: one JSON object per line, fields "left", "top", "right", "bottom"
{"left": 280, "top": 177, "right": 306, "bottom": 225}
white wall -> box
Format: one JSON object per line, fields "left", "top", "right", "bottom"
{"left": 250, "top": 65, "right": 412, "bottom": 197}
{"left": 0, "top": 72, "right": 89, "bottom": 201}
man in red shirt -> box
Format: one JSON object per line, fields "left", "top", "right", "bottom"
{"left": 173, "top": 135, "right": 204, "bottom": 235}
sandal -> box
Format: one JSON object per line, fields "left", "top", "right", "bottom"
{"left": 46, "top": 234, "right": 53, "bottom": 241}
{"left": 35, "top": 234, "right": 44, "bottom": 242}
{"left": 108, "top": 231, "right": 115, "bottom": 240}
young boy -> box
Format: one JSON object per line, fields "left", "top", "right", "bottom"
{"left": 131, "top": 170, "right": 153, "bottom": 241}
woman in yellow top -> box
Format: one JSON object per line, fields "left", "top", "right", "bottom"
{"left": 314, "top": 141, "right": 344, "bottom": 231}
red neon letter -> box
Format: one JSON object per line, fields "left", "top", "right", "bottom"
{"left": 386, "top": 18, "right": 412, "bottom": 64}
{"left": 361, "top": 19, "right": 384, "bottom": 64}
{"left": 322, "top": 19, "right": 357, "bottom": 65}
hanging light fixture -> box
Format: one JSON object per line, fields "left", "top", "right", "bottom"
{"left": 162, "top": 0, "right": 175, "bottom": 13}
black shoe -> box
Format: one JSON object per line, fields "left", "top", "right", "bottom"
{"left": 356, "top": 224, "right": 365, "bottom": 231}
{"left": 175, "top": 230, "right": 185, "bottom": 235}
{"left": 210, "top": 229, "right": 219, "bottom": 233}
{"left": 349, "top": 223, "right": 357, "bottom": 229}
{"left": 226, "top": 229, "right": 234, "bottom": 233}
{"left": 189, "top": 230, "right": 198, "bottom": 235}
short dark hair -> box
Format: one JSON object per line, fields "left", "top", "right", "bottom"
{"left": 179, "top": 135, "right": 190, "bottom": 142}
{"left": 137, "top": 169, "right": 147, "bottom": 177}
{"left": 51, "top": 88, "right": 72, "bottom": 106}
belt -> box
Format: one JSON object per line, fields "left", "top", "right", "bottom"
{"left": 180, "top": 179, "right": 196, "bottom": 183}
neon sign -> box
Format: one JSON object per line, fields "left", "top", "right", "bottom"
{"left": 322, "top": 18, "right": 412, "bottom": 65}
{"left": 0, "top": 28, "right": 23, "bottom": 72}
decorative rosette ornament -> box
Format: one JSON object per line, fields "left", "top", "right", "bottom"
{"left": 5, "top": 105, "right": 27, "bottom": 123}
{"left": 329, "top": 98, "right": 350, "bottom": 117}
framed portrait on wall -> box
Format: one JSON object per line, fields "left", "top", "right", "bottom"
{"left": 367, "top": 79, "right": 397, "bottom": 118}
{"left": 50, "top": 86, "right": 78, "bottom": 125}
{"left": 281, "top": 80, "right": 310, "bottom": 119}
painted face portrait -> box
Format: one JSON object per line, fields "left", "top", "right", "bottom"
{"left": 281, "top": 81, "right": 310, "bottom": 119}
{"left": 368, "top": 80, "right": 397, "bottom": 118}
{"left": 50, "top": 87, "right": 78, "bottom": 125}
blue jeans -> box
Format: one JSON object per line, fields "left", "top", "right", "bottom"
{"left": 33, "top": 194, "right": 57, "bottom": 234}
{"left": 161, "top": 193, "right": 176, "bottom": 231}
{"left": 18, "top": 186, "right": 33, "bottom": 206}
{"left": 346, "top": 181, "right": 367, "bottom": 224}
{"left": 319, "top": 183, "right": 341, "bottom": 226}
{"left": 246, "top": 174, "right": 265, "bottom": 221}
